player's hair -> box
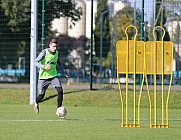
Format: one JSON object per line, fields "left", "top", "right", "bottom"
{"left": 50, "top": 38, "right": 58, "bottom": 44}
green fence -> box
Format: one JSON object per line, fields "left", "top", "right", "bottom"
{"left": 0, "top": 0, "right": 180, "bottom": 86}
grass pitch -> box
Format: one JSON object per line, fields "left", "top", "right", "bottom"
{"left": 0, "top": 87, "right": 181, "bottom": 140}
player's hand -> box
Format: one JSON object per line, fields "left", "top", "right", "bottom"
{"left": 44, "top": 65, "right": 51, "bottom": 70}
{"left": 65, "top": 74, "right": 70, "bottom": 79}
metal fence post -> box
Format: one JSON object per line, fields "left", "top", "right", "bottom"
{"left": 30, "top": 0, "right": 38, "bottom": 105}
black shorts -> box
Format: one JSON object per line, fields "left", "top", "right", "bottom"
{"left": 38, "top": 77, "right": 62, "bottom": 94}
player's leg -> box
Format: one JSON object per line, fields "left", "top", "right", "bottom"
{"left": 56, "top": 87, "right": 63, "bottom": 107}
{"left": 51, "top": 77, "right": 63, "bottom": 108}
{"left": 34, "top": 79, "right": 49, "bottom": 113}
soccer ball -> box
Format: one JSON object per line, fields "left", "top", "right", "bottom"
{"left": 56, "top": 107, "right": 67, "bottom": 118}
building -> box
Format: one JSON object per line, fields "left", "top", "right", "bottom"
{"left": 51, "top": 0, "right": 129, "bottom": 38}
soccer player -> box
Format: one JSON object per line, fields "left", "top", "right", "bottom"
{"left": 34, "top": 38, "right": 69, "bottom": 114}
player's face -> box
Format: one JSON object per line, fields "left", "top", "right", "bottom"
{"left": 49, "top": 43, "right": 57, "bottom": 52}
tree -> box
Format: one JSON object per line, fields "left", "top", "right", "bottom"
{"left": 114, "top": 6, "right": 141, "bottom": 41}
{"left": 0, "top": 0, "right": 82, "bottom": 80}
{"left": 94, "top": 0, "right": 111, "bottom": 59}
{"left": 0, "top": 0, "right": 30, "bottom": 70}
{"left": 38, "top": 0, "right": 83, "bottom": 45}
{"left": 101, "top": 5, "right": 141, "bottom": 68}
{"left": 155, "top": 0, "right": 170, "bottom": 41}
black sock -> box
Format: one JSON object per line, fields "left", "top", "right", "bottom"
{"left": 55, "top": 87, "right": 63, "bottom": 108}
{"left": 36, "top": 94, "right": 45, "bottom": 103}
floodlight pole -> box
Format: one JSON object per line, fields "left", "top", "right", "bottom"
{"left": 30, "top": 0, "right": 38, "bottom": 105}
{"left": 134, "top": 0, "right": 136, "bottom": 27}
{"left": 41, "top": 0, "right": 45, "bottom": 50}
{"left": 141, "top": 0, "right": 144, "bottom": 41}
{"left": 140, "top": 0, "right": 144, "bottom": 85}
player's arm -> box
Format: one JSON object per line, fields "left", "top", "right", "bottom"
{"left": 57, "top": 53, "right": 69, "bottom": 78}
{"left": 34, "top": 50, "right": 46, "bottom": 69}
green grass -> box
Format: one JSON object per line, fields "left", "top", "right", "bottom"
{"left": 0, "top": 88, "right": 181, "bottom": 140}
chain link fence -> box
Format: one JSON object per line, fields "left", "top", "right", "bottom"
{"left": 0, "top": 0, "right": 180, "bottom": 87}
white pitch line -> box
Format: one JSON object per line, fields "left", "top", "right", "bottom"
{"left": 0, "top": 118, "right": 180, "bottom": 123}
{"left": 0, "top": 119, "right": 66, "bottom": 122}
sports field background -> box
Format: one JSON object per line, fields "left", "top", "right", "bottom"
{"left": 0, "top": 83, "right": 181, "bottom": 140}
{"left": 0, "top": 1, "right": 181, "bottom": 139}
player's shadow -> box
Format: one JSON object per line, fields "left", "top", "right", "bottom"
{"left": 40, "top": 89, "right": 87, "bottom": 103}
